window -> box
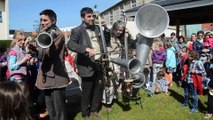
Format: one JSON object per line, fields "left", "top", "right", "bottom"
{"left": 109, "top": 11, "right": 113, "bottom": 26}
{"left": 119, "top": 5, "right": 124, "bottom": 20}
{"left": 131, "top": 0, "right": 136, "bottom": 8}
{"left": 0, "top": 11, "right": 2, "bottom": 23}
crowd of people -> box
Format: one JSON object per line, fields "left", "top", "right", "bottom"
{"left": 0, "top": 7, "right": 213, "bottom": 120}
{"left": 144, "top": 31, "right": 213, "bottom": 118}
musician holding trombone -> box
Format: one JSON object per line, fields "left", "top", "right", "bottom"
{"left": 35, "top": 9, "right": 69, "bottom": 120}
{"left": 67, "top": 7, "right": 105, "bottom": 120}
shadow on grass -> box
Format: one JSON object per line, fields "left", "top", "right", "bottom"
{"left": 198, "top": 99, "right": 207, "bottom": 113}
{"left": 114, "top": 99, "right": 131, "bottom": 111}
{"left": 169, "top": 89, "right": 207, "bottom": 113}
{"left": 168, "top": 89, "right": 185, "bottom": 104}
{"left": 114, "top": 88, "right": 143, "bottom": 111}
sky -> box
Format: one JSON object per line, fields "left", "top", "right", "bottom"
{"left": 9, "top": 0, "right": 121, "bottom": 32}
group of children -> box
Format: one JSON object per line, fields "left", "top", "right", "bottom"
{"left": 143, "top": 31, "right": 213, "bottom": 119}
{"left": 0, "top": 30, "right": 48, "bottom": 119}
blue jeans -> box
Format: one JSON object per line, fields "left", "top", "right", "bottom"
{"left": 183, "top": 82, "right": 198, "bottom": 109}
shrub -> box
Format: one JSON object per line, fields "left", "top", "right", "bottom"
{"left": 0, "top": 40, "right": 12, "bottom": 52}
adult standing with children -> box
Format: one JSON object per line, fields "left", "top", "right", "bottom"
{"left": 67, "top": 7, "right": 105, "bottom": 120}
{"left": 35, "top": 9, "right": 70, "bottom": 120}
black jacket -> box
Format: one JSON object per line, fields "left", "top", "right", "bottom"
{"left": 67, "top": 24, "right": 104, "bottom": 77}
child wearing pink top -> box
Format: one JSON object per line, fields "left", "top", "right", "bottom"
{"left": 8, "top": 31, "right": 32, "bottom": 83}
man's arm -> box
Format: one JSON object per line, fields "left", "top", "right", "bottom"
{"left": 67, "top": 28, "right": 87, "bottom": 54}
{"left": 67, "top": 28, "right": 96, "bottom": 57}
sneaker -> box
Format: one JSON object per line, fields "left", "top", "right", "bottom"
{"left": 181, "top": 103, "right": 189, "bottom": 107}
{"left": 190, "top": 108, "right": 198, "bottom": 113}
{"left": 204, "top": 113, "right": 212, "bottom": 119}
{"left": 147, "top": 92, "right": 153, "bottom": 97}
{"left": 203, "top": 86, "right": 208, "bottom": 90}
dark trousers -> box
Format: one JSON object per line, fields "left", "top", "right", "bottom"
{"left": 45, "top": 88, "right": 67, "bottom": 120}
{"left": 208, "top": 93, "right": 213, "bottom": 113}
{"left": 81, "top": 71, "right": 103, "bottom": 117}
{"left": 173, "top": 64, "right": 182, "bottom": 83}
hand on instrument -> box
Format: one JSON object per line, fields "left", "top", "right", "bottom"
{"left": 19, "top": 54, "right": 32, "bottom": 66}
{"left": 86, "top": 48, "right": 96, "bottom": 57}
{"left": 24, "top": 54, "right": 32, "bottom": 61}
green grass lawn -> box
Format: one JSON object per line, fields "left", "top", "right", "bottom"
{"left": 39, "top": 82, "right": 211, "bottom": 120}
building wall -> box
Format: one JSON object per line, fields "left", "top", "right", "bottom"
{"left": 0, "top": 0, "right": 9, "bottom": 40}
{"left": 186, "top": 24, "right": 202, "bottom": 38}
{"left": 100, "top": 0, "right": 185, "bottom": 39}
{"left": 100, "top": 0, "right": 153, "bottom": 27}
{"left": 185, "top": 23, "right": 213, "bottom": 38}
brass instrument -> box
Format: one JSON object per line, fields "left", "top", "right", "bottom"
{"left": 36, "top": 29, "right": 55, "bottom": 49}
{"left": 110, "top": 3, "right": 169, "bottom": 88}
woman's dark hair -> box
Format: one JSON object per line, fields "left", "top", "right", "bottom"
{"left": 204, "top": 32, "right": 211, "bottom": 38}
{"left": 0, "top": 81, "right": 31, "bottom": 120}
{"left": 191, "top": 33, "right": 196, "bottom": 37}
{"left": 157, "top": 70, "right": 165, "bottom": 78}
{"left": 178, "top": 35, "right": 185, "bottom": 43}
{"left": 161, "top": 33, "right": 165, "bottom": 38}
{"left": 188, "top": 50, "right": 199, "bottom": 60}
{"left": 197, "top": 30, "right": 204, "bottom": 36}
{"left": 170, "top": 32, "right": 175, "bottom": 36}
{"left": 80, "top": 7, "right": 93, "bottom": 17}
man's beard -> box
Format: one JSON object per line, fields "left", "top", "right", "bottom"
{"left": 85, "top": 22, "right": 95, "bottom": 30}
